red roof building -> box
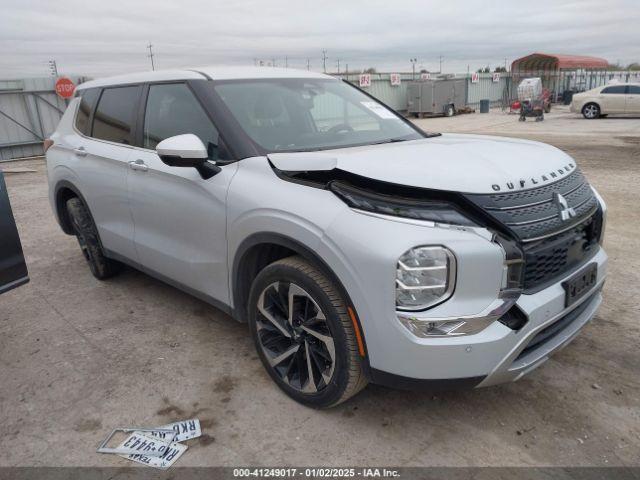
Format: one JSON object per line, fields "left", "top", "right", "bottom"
{"left": 512, "top": 53, "right": 609, "bottom": 73}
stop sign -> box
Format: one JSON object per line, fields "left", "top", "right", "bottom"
{"left": 55, "top": 77, "right": 76, "bottom": 99}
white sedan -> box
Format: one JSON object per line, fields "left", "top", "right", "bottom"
{"left": 570, "top": 83, "right": 640, "bottom": 119}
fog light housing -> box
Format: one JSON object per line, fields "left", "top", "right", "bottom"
{"left": 396, "top": 246, "right": 456, "bottom": 311}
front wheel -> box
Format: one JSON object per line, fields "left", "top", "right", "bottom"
{"left": 248, "top": 256, "right": 367, "bottom": 408}
{"left": 582, "top": 103, "right": 600, "bottom": 119}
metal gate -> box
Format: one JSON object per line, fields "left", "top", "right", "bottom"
{"left": 0, "top": 77, "right": 84, "bottom": 161}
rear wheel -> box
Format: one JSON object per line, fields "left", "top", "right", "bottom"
{"left": 582, "top": 103, "right": 600, "bottom": 119}
{"left": 248, "top": 256, "right": 367, "bottom": 408}
{"left": 66, "top": 197, "right": 121, "bottom": 280}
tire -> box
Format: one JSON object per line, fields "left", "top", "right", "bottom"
{"left": 444, "top": 104, "right": 455, "bottom": 117}
{"left": 66, "top": 197, "right": 121, "bottom": 280}
{"left": 248, "top": 256, "right": 368, "bottom": 408}
{"left": 582, "top": 103, "right": 600, "bottom": 119}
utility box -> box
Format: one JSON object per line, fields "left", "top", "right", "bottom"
{"left": 407, "top": 78, "right": 467, "bottom": 117}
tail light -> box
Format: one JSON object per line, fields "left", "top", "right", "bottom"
{"left": 43, "top": 139, "right": 54, "bottom": 153}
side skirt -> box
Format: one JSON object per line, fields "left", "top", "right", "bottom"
{"left": 103, "top": 249, "right": 235, "bottom": 318}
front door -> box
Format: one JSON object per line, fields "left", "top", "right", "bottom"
{"left": 599, "top": 85, "right": 627, "bottom": 113}
{"left": 127, "top": 83, "right": 236, "bottom": 305}
{"left": 0, "top": 172, "right": 28, "bottom": 294}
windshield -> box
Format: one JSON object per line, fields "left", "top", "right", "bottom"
{"left": 213, "top": 78, "right": 423, "bottom": 152}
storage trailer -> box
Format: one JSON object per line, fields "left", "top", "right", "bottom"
{"left": 407, "top": 78, "right": 467, "bottom": 117}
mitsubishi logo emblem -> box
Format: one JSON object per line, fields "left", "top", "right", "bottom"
{"left": 554, "top": 193, "right": 576, "bottom": 221}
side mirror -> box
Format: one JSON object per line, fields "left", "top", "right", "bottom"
{"left": 156, "top": 134, "right": 221, "bottom": 179}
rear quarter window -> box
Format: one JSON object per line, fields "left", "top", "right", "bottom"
{"left": 74, "top": 88, "right": 100, "bottom": 135}
{"left": 92, "top": 86, "right": 141, "bottom": 145}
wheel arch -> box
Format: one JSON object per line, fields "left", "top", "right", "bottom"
{"left": 53, "top": 180, "right": 86, "bottom": 235}
{"left": 231, "top": 232, "right": 370, "bottom": 361}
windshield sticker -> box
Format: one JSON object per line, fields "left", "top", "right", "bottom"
{"left": 360, "top": 101, "right": 399, "bottom": 120}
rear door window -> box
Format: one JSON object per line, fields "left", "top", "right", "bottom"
{"left": 74, "top": 88, "right": 100, "bottom": 135}
{"left": 92, "top": 86, "right": 141, "bottom": 145}
{"left": 627, "top": 85, "right": 640, "bottom": 95}
{"left": 143, "top": 83, "right": 222, "bottom": 159}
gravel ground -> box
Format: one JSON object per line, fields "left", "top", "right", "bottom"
{"left": 0, "top": 106, "right": 638, "bottom": 467}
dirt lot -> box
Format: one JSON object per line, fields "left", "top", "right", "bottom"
{"left": 1, "top": 106, "right": 639, "bottom": 467}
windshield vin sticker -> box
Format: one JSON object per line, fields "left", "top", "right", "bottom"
{"left": 360, "top": 101, "right": 398, "bottom": 120}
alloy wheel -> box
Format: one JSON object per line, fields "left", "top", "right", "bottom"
{"left": 584, "top": 104, "right": 599, "bottom": 119}
{"left": 256, "top": 281, "right": 336, "bottom": 393}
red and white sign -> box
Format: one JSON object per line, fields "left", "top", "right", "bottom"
{"left": 471, "top": 72, "right": 480, "bottom": 83}
{"left": 359, "top": 74, "right": 371, "bottom": 88}
{"left": 420, "top": 72, "right": 430, "bottom": 80}
{"left": 55, "top": 77, "right": 76, "bottom": 99}
{"left": 492, "top": 72, "right": 501, "bottom": 83}
{"left": 390, "top": 73, "right": 401, "bottom": 86}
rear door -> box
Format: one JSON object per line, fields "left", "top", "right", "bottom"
{"left": 73, "top": 86, "right": 142, "bottom": 260}
{"left": 599, "top": 85, "right": 627, "bottom": 113}
{"left": 625, "top": 85, "right": 640, "bottom": 113}
{"left": 0, "top": 171, "right": 29, "bottom": 294}
{"left": 126, "top": 82, "right": 237, "bottom": 303}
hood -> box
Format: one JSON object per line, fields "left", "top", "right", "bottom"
{"left": 268, "top": 134, "right": 578, "bottom": 194}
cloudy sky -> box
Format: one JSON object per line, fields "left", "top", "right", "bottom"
{"left": 1, "top": 0, "right": 638, "bottom": 79}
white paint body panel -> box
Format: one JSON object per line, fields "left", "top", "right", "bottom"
{"left": 47, "top": 70, "right": 607, "bottom": 385}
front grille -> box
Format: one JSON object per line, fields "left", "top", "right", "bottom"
{"left": 464, "top": 169, "right": 597, "bottom": 241}
{"left": 464, "top": 169, "right": 602, "bottom": 290}
{"left": 522, "top": 210, "right": 601, "bottom": 290}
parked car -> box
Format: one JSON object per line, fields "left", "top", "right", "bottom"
{"left": 571, "top": 83, "right": 640, "bottom": 118}
{"left": 47, "top": 67, "right": 607, "bottom": 408}
{"left": 0, "top": 171, "right": 29, "bottom": 294}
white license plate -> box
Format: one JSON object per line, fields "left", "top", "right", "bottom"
{"left": 118, "top": 432, "right": 188, "bottom": 470}
{"left": 148, "top": 419, "right": 201, "bottom": 443}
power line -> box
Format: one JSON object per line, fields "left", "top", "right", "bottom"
{"left": 147, "top": 43, "right": 155, "bottom": 71}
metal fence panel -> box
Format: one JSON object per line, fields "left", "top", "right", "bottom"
{"left": 0, "top": 77, "right": 82, "bottom": 161}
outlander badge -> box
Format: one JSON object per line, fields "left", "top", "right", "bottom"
{"left": 554, "top": 193, "right": 576, "bottom": 221}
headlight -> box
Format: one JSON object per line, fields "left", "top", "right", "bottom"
{"left": 330, "top": 182, "right": 477, "bottom": 226}
{"left": 396, "top": 246, "right": 456, "bottom": 311}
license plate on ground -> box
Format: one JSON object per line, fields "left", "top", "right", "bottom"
{"left": 562, "top": 263, "right": 597, "bottom": 307}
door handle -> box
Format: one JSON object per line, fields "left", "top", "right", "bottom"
{"left": 128, "top": 159, "right": 148, "bottom": 172}
{"left": 73, "top": 147, "right": 87, "bottom": 157}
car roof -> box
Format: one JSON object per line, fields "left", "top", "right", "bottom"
{"left": 76, "top": 66, "right": 333, "bottom": 90}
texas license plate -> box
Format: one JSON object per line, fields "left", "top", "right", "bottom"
{"left": 563, "top": 263, "right": 597, "bottom": 307}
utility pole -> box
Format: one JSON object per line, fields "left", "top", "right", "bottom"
{"left": 336, "top": 58, "right": 340, "bottom": 74}
{"left": 147, "top": 43, "right": 155, "bottom": 71}
{"left": 322, "top": 50, "right": 328, "bottom": 73}
{"left": 48, "top": 59, "right": 58, "bottom": 77}
{"left": 438, "top": 55, "right": 444, "bottom": 74}
{"left": 410, "top": 58, "right": 417, "bottom": 80}
{"left": 285, "top": 56, "right": 288, "bottom": 68}
{"left": 306, "top": 58, "right": 310, "bottom": 70}
{"left": 271, "top": 58, "right": 276, "bottom": 67}
{"left": 504, "top": 58, "right": 508, "bottom": 71}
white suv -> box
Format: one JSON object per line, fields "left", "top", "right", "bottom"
{"left": 46, "top": 67, "right": 607, "bottom": 407}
